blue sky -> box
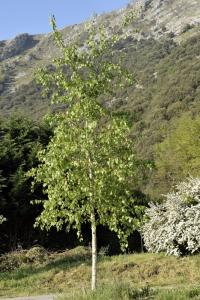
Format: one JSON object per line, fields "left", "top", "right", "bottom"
{"left": 1, "top": 0, "right": 130, "bottom": 40}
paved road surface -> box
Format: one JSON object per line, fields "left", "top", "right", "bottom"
{"left": 0, "top": 295, "right": 56, "bottom": 300}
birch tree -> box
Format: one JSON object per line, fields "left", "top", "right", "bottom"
{"left": 30, "top": 17, "right": 144, "bottom": 290}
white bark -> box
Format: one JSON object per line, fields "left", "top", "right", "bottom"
{"left": 86, "top": 119, "right": 97, "bottom": 290}
{"left": 91, "top": 212, "right": 97, "bottom": 290}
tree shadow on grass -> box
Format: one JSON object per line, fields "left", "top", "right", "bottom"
{"left": 1, "top": 252, "right": 92, "bottom": 281}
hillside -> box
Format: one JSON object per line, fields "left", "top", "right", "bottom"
{"left": 0, "top": 0, "right": 200, "bottom": 160}
{"left": 1, "top": 246, "right": 200, "bottom": 299}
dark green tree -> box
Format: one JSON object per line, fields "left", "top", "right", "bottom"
{"left": 0, "top": 116, "right": 51, "bottom": 250}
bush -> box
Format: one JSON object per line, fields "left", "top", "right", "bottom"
{"left": 0, "top": 250, "right": 28, "bottom": 272}
{"left": 25, "top": 246, "right": 49, "bottom": 263}
{"left": 142, "top": 177, "right": 200, "bottom": 256}
{"left": 0, "top": 246, "right": 50, "bottom": 272}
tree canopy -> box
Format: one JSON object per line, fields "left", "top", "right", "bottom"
{"left": 29, "top": 17, "right": 146, "bottom": 289}
{"left": 0, "top": 115, "right": 51, "bottom": 251}
{"left": 153, "top": 115, "right": 200, "bottom": 195}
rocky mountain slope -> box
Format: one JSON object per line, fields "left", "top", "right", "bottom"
{"left": 0, "top": 0, "right": 200, "bottom": 158}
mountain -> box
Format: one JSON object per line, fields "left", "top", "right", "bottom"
{"left": 0, "top": 0, "right": 200, "bottom": 160}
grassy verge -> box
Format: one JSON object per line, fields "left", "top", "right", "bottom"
{"left": 60, "top": 284, "right": 200, "bottom": 300}
{"left": 1, "top": 246, "right": 200, "bottom": 298}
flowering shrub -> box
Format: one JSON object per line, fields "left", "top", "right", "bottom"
{"left": 142, "top": 177, "right": 200, "bottom": 256}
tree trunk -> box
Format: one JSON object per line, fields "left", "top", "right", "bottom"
{"left": 91, "top": 212, "right": 97, "bottom": 290}
{"left": 140, "top": 232, "right": 144, "bottom": 253}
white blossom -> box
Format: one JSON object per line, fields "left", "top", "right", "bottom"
{"left": 142, "top": 177, "right": 200, "bottom": 256}
{"left": 0, "top": 215, "right": 6, "bottom": 225}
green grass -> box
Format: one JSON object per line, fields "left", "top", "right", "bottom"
{"left": 59, "top": 283, "right": 152, "bottom": 300}
{"left": 59, "top": 283, "right": 200, "bottom": 300}
{"left": 1, "top": 246, "right": 200, "bottom": 298}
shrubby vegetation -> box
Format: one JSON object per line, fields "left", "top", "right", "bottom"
{"left": 143, "top": 177, "right": 200, "bottom": 256}
{"left": 0, "top": 115, "right": 51, "bottom": 252}
{"left": 152, "top": 115, "right": 200, "bottom": 195}
{"left": 0, "top": 246, "right": 49, "bottom": 272}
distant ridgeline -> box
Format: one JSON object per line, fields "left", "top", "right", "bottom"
{"left": 0, "top": 0, "right": 200, "bottom": 159}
